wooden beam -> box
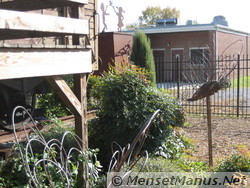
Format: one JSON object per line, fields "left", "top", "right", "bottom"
{"left": 0, "top": 0, "right": 88, "bottom": 11}
{"left": 0, "top": 9, "right": 89, "bottom": 40}
{"left": 0, "top": 48, "right": 92, "bottom": 80}
{"left": 46, "top": 75, "right": 82, "bottom": 117}
{"left": 73, "top": 73, "right": 88, "bottom": 188}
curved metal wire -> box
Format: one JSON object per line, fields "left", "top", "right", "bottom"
{"left": 12, "top": 106, "right": 101, "bottom": 188}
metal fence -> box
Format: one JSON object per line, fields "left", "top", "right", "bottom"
{"left": 155, "top": 55, "right": 250, "bottom": 117}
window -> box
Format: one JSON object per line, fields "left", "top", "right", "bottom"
{"left": 190, "top": 48, "right": 210, "bottom": 65}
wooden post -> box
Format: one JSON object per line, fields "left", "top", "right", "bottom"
{"left": 74, "top": 73, "right": 88, "bottom": 149}
{"left": 74, "top": 73, "right": 89, "bottom": 188}
{"left": 71, "top": 4, "right": 80, "bottom": 45}
{"left": 176, "top": 56, "right": 180, "bottom": 99}
{"left": 236, "top": 54, "right": 240, "bottom": 117}
{"left": 46, "top": 74, "right": 89, "bottom": 187}
{"left": 206, "top": 96, "right": 213, "bottom": 167}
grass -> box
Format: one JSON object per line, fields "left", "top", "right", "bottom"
{"left": 231, "top": 76, "right": 250, "bottom": 88}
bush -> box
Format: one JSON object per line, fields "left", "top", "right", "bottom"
{"left": 36, "top": 75, "right": 73, "bottom": 117}
{"left": 36, "top": 92, "right": 71, "bottom": 117}
{"left": 36, "top": 75, "right": 100, "bottom": 117}
{"left": 154, "top": 130, "right": 186, "bottom": 159}
{"left": 29, "top": 121, "right": 76, "bottom": 154}
{"left": 216, "top": 154, "right": 250, "bottom": 172}
{"left": 0, "top": 155, "right": 28, "bottom": 188}
{"left": 89, "top": 66, "right": 185, "bottom": 169}
{"left": 133, "top": 156, "right": 183, "bottom": 172}
{"left": 133, "top": 156, "right": 210, "bottom": 173}
{"left": 87, "top": 75, "right": 101, "bottom": 111}
{"left": 176, "top": 160, "right": 210, "bottom": 172}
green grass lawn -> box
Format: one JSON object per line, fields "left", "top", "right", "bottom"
{"left": 231, "top": 76, "right": 250, "bottom": 88}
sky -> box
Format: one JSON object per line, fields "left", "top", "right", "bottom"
{"left": 98, "top": 0, "right": 250, "bottom": 33}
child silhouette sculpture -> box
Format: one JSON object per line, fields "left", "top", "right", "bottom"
{"left": 109, "top": 1, "right": 125, "bottom": 31}
{"left": 100, "top": 2, "right": 109, "bottom": 32}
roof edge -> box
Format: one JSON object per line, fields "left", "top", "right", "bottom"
{"left": 125, "top": 24, "right": 250, "bottom": 36}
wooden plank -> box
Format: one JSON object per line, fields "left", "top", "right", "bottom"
{"left": 46, "top": 75, "right": 82, "bottom": 117}
{"left": 0, "top": 41, "right": 92, "bottom": 49}
{"left": 0, "top": 0, "right": 88, "bottom": 11}
{"left": 0, "top": 111, "right": 96, "bottom": 145}
{"left": 0, "top": 9, "right": 89, "bottom": 40}
{"left": 0, "top": 48, "right": 92, "bottom": 80}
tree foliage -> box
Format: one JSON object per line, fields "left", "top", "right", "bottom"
{"left": 139, "top": 6, "right": 180, "bottom": 27}
{"left": 130, "top": 30, "right": 156, "bottom": 86}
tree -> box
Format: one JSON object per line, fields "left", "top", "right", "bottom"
{"left": 130, "top": 30, "right": 156, "bottom": 86}
{"left": 139, "top": 6, "right": 180, "bottom": 27}
{"left": 125, "top": 23, "right": 139, "bottom": 30}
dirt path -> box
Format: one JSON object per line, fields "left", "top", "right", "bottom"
{"left": 183, "top": 117, "right": 250, "bottom": 165}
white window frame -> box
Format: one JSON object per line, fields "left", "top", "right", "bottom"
{"left": 189, "top": 47, "right": 210, "bottom": 65}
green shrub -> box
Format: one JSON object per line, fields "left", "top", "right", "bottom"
{"left": 87, "top": 75, "right": 101, "bottom": 111}
{"left": 36, "top": 92, "right": 71, "bottom": 117}
{"left": 36, "top": 75, "right": 100, "bottom": 117}
{"left": 133, "top": 156, "right": 210, "bottom": 172}
{"left": 154, "top": 130, "right": 186, "bottom": 159}
{"left": 216, "top": 154, "right": 250, "bottom": 172}
{"left": 0, "top": 155, "right": 28, "bottom": 188}
{"left": 176, "top": 160, "right": 210, "bottom": 172}
{"left": 89, "top": 67, "right": 185, "bottom": 169}
{"left": 36, "top": 75, "right": 73, "bottom": 117}
{"left": 133, "top": 156, "right": 183, "bottom": 172}
{"left": 29, "top": 122, "right": 76, "bottom": 154}
{"left": 131, "top": 30, "right": 156, "bottom": 86}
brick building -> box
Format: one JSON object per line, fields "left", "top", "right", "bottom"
{"left": 138, "top": 16, "right": 250, "bottom": 82}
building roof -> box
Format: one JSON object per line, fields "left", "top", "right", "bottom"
{"left": 127, "top": 23, "right": 250, "bottom": 37}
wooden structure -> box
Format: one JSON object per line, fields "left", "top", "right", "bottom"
{"left": 0, "top": 0, "right": 98, "bottom": 161}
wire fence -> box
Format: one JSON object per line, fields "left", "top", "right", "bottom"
{"left": 155, "top": 55, "right": 250, "bottom": 117}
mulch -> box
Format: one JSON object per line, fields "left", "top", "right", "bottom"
{"left": 182, "top": 117, "right": 250, "bottom": 165}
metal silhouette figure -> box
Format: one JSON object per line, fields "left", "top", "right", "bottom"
{"left": 109, "top": 1, "right": 125, "bottom": 31}
{"left": 100, "top": 2, "right": 109, "bottom": 32}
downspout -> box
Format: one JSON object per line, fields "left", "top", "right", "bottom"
{"left": 215, "top": 26, "right": 218, "bottom": 60}
{"left": 214, "top": 26, "right": 218, "bottom": 80}
{"left": 246, "top": 34, "right": 249, "bottom": 57}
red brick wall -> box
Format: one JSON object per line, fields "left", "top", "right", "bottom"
{"left": 148, "top": 30, "right": 249, "bottom": 59}
{"left": 148, "top": 31, "right": 211, "bottom": 60}
{"left": 217, "top": 31, "right": 248, "bottom": 57}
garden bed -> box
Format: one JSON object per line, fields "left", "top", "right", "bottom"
{"left": 183, "top": 117, "right": 250, "bottom": 165}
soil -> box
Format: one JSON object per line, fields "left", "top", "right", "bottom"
{"left": 182, "top": 116, "right": 250, "bottom": 165}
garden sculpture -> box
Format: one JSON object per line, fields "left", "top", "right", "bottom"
{"left": 187, "top": 78, "right": 231, "bottom": 101}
